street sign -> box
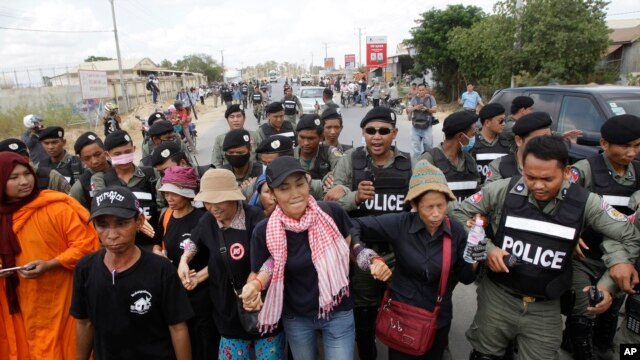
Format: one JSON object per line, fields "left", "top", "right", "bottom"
{"left": 324, "top": 57, "right": 335, "bottom": 70}
{"left": 366, "top": 36, "right": 387, "bottom": 69}
{"left": 78, "top": 70, "right": 109, "bottom": 100}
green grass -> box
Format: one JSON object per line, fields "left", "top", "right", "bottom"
{"left": 0, "top": 101, "right": 86, "bottom": 138}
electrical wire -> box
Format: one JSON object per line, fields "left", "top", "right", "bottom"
{"left": 0, "top": 25, "right": 111, "bottom": 33}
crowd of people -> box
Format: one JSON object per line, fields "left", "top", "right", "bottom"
{"left": 0, "top": 78, "right": 639, "bottom": 360}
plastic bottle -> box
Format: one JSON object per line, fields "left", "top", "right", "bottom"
{"left": 463, "top": 218, "right": 485, "bottom": 263}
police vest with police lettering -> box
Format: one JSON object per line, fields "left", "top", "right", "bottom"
{"left": 260, "top": 121, "right": 296, "bottom": 146}
{"left": 491, "top": 176, "right": 588, "bottom": 299}
{"left": 252, "top": 93, "right": 262, "bottom": 103}
{"left": 498, "top": 153, "right": 519, "bottom": 179}
{"left": 39, "top": 155, "right": 84, "bottom": 186}
{"left": 306, "top": 144, "right": 332, "bottom": 180}
{"left": 349, "top": 147, "right": 411, "bottom": 217}
{"left": 283, "top": 97, "right": 298, "bottom": 115}
{"left": 103, "top": 166, "right": 159, "bottom": 247}
{"left": 579, "top": 156, "right": 640, "bottom": 260}
{"left": 471, "top": 134, "right": 510, "bottom": 184}
{"left": 428, "top": 147, "right": 479, "bottom": 203}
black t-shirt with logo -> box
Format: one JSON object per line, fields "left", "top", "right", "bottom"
{"left": 70, "top": 249, "right": 194, "bottom": 360}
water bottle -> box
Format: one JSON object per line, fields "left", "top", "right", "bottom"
{"left": 463, "top": 218, "right": 485, "bottom": 263}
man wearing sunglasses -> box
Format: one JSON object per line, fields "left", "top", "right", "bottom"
{"left": 419, "top": 111, "right": 481, "bottom": 203}
{"left": 470, "top": 103, "right": 510, "bottom": 185}
{"left": 329, "top": 106, "right": 414, "bottom": 360}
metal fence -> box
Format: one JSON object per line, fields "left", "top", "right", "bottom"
{"left": 0, "top": 65, "right": 76, "bottom": 89}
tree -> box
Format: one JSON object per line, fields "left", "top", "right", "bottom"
{"left": 84, "top": 56, "right": 114, "bottom": 62}
{"left": 174, "top": 54, "right": 223, "bottom": 82}
{"left": 159, "top": 59, "right": 173, "bottom": 69}
{"left": 407, "top": 5, "right": 485, "bottom": 101}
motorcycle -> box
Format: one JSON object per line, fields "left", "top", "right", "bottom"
{"left": 382, "top": 95, "right": 405, "bottom": 115}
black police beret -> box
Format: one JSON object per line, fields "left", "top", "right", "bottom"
{"left": 479, "top": 103, "right": 505, "bottom": 121}
{"left": 74, "top": 132, "right": 102, "bottom": 154}
{"left": 151, "top": 141, "right": 182, "bottom": 167}
{"left": 442, "top": 111, "right": 477, "bottom": 136}
{"left": 512, "top": 112, "right": 553, "bottom": 137}
{"left": 511, "top": 96, "right": 534, "bottom": 114}
{"left": 39, "top": 126, "right": 64, "bottom": 141}
{"left": 0, "top": 138, "right": 28, "bottom": 154}
{"left": 296, "top": 114, "right": 323, "bottom": 132}
{"left": 222, "top": 129, "right": 251, "bottom": 151}
{"left": 360, "top": 107, "right": 397, "bottom": 128}
{"left": 255, "top": 135, "right": 294, "bottom": 154}
{"left": 225, "top": 104, "right": 244, "bottom": 119}
{"left": 147, "top": 111, "right": 166, "bottom": 126}
{"left": 104, "top": 130, "right": 133, "bottom": 151}
{"left": 600, "top": 114, "right": 640, "bottom": 144}
{"left": 265, "top": 102, "right": 285, "bottom": 114}
{"left": 147, "top": 120, "right": 174, "bottom": 137}
{"left": 320, "top": 108, "right": 342, "bottom": 122}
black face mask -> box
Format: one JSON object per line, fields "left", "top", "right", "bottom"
{"left": 225, "top": 153, "right": 250, "bottom": 168}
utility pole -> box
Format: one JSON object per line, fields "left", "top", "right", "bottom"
{"left": 109, "top": 0, "right": 128, "bottom": 113}
{"left": 355, "top": 27, "right": 364, "bottom": 68}
{"left": 310, "top": 52, "right": 314, "bottom": 74}
{"left": 510, "top": 0, "right": 524, "bottom": 88}
{"left": 220, "top": 50, "right": 225, "bottom": 82}
{"left": 322, "top": 42, "right": 328, "bottom": 63}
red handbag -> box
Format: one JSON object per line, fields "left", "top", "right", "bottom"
{"left": 375, "top": 218, "right": 452, "bottom": 356}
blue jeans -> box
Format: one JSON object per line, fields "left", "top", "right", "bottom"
{"left": 282, "top": 309, "right": 355, "bottom": 360}
{"left": 411, "top": 125, "right": 433, "bottom": 159}
{"left": 360, "top": 92, "right": 367, "bottom": 106}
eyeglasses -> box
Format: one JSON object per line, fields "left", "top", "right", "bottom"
{"left": 364, "top": 127, "right": 393, "bottom": 135}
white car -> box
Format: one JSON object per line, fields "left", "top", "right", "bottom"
{"left": 298, "top": 86, "right": 325, "bottom": 114}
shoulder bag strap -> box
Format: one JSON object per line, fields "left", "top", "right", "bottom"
{"left": 216, "top": 226, "right": 241, "bottom": 294}
{"left": 434, "top": 217, "right": 453, "bottom": 312}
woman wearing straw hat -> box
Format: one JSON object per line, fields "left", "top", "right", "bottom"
{"left": 156, "top": 166, "right": 218, "bottom": 360}
{"left": 350, "top": 160, "right": 480, "bottom": 359}
{"left": 177, "top": 169, "right": 285, "bottom": 360}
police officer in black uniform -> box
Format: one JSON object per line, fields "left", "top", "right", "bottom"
{"left": 471, "top": 103, "right": 510, "bottom": 185}
{"left": 281, "top": 85, "right": 303, "bottom": 126}
{"left": 294, "top": 114, "right": 342, "bottom": 181}
{"left": 252, "top": 85, "right": 265, "bottom": 124}
{"left": 70, "top": 132, "right": 111, "bottom": 209}
{"left": 221, "top": 129, "right": 262, "bottom": 185}
{"left": 151, "top": 140, "right": 213, "bottom": 180}
{"left": 453, "top": 135, "right": 638, "bottom": 359}
{"left": 418, "top": 111, "right": 481, "bottom": 203}
{"left": 37, "top": 126, "right": 84, "bottom": 187}
{"left": 255, "top": 102, "right": 296, "bottom": 147}
{"left": 331, "top": 107, "right": 413, "bottom": 360}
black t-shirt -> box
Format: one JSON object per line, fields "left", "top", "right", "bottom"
{"left": 191, "top": 204, "right": 271, "bottom": 339}
{"left": 70, "top": 249, "right": 194, "bottom": 360}
{"left": 251, "top": 201, "right": 354, "bottom": 317}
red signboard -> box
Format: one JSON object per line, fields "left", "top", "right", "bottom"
{"left": 324, "top": 57, "right": 335, "bottom": 69}
{"left": 345, "top": 54, "right": 356, "bottom": 70}
{"left": 366, "top": 36, "right": 387, "bottom": 69}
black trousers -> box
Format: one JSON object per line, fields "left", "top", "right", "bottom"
{"left": 388, "top": 324, "right": 451, "bottom": 360}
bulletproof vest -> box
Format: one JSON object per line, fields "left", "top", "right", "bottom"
{"left": 252, "top": 93, "right": 262, "bottom": 103}
{"left": 491, "top": 176, "right": 588, "bottom": 299}
{"left": 35, "top": 166, "right": 51, "bottom": 190}
{"left": 471, "top": 134, "right": 510, "bottom": 184}
{"left": 241, "top": 85, "right": 248, "bottom": 95}
{"left": 579, "top": 156, "right": 640, "bottom": 260}
{"left": 40, "top": 155, "right": 84, "bottom": 186}
{"left": 260, "top": 121, "right": 296, "bottom": 146}
{"left": 78, "top": 170, "right": 94, "bottom": 209}
{"left": 283, "top": 97, "right": 298, "bottom": 115}
{"left": 305, "top": 144, "right": 331, "bottom": 180}
{"left": 349, "top": 147, "right": 411, "bottom": 217}
{"left": 103, "top": 167, "right": 159, "bottom": 247}
{"left": 222, "top": 162, "right": 262, "bottom": 182}
{"left": 428, "top": 148, "right": 479, "bottom": 203}
{"left": 341, "top": 143, "right": 353, "bottom": 152}
{"left": 498, "top": 153, "right": 519, "bottom": 179}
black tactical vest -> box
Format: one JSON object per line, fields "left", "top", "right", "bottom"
{"left": 491, "top": 176, "right": 588, "bottom": 299}
{"left": 283, "top": 97, "right": 298, "bottom": 115}
{"left": 260, "top": 121, "right": 296, "bottom": 146}
{"left": 579, "top": 156, "right": 640, "bottom": 260}
{"left": 349, "top": 147, "right": 411, "bottom": 217}
{"left": 103, "top": 167, "right": 158, "bottom": 247}
{"left": 498, "top": 153, "right": 519, "bottom": 179}
{"left": 39, "top": 155, "right": 84, "bottom": 186}
{"left": 222, "top": 162, "right": 262, "bottom": 182}
{"left": 428, "top": 148, "right": 479, "bottom": 203}
{"left": 305, "top": 144, "right": 332, "bottom": 180}
{"left": 471, "top": 135, "right": 510, "bottom": 184}
{"left": 252, "top": 93, "right": 262, "bottom": 103}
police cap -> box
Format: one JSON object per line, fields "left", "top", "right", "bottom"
{"left": 479, "top": 103, "right": 505, "bottom": 121}
{"left": 600, "top": 114, "right": 640, "bottom": 144}
{"left": 265, "top": 102, "right": 285, "bottom": 114}
{"left": 151, "top": 141, "right": 182, "bottom": 167}
{"left": 0, "top": 138, "right": 28, "bottom": 155}
{"left": 296, "top": 114, "right": 323, "bottom": 132}
{"left": 512, "top": 112, "right": 553, "bottom": 137}
{"left": 74, "top": 132, "right": 103, "bottom": 154}
{"left": 360, "top": 107, "right": 397, "bottom": 128}
{"left": 104, "top": 130, "right": 133, "bottom": 151}
{"left": 38, "top": 126, "right": 64, "bottom": 141}
{"left": 147, "top": 120, "right": 175, "bottom": 137}
{"left": 255, "top": 135, "right": 293, "bottom": 154}
{"left": 320, "top": 108, "right": 341, "bottom": 122}
{"left": 225, "top": 104, "right": 244, "bottom": 119}
{"left": 442, "top": 111, "right": 477, "bottom": 136}
{"left": 147, "top": 111, "right": 166, "bottom": 126}
{"left": 222, "top": 129, "right": 251, "bottom": 151}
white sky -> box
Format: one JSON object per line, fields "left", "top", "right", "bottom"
{"left": 0, "top": 0, "right": 638, "bottom": 70}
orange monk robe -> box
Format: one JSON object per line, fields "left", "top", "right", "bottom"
{"left": 0, "top": 190, "right": 100, "bottom": 360}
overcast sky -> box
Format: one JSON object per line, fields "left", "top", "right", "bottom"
{"left": 0, "top": 0, "right": 638, "bottom": 71}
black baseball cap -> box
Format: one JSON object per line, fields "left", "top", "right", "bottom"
{"left": 90, "top": 186, "right": 141, "bottom": 220}
{"left": 266, "top": 156, "right": 307, "bottom": 188}
{"left": 0, "top": 138, "right": 28, "bottom": 155}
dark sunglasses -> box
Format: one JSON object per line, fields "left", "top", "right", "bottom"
{"left": 364, "top": 127, "right": 393, "bottom": 135}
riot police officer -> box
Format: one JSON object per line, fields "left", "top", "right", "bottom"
{"left": 211, "top": 105, "right": 258, "bottom": 168}
{"left": 419, "top": 111, "right": 480, "bottom": 203}
{"left": 255, "top": 102, "right": 296, "bottom": 147}
{"left": 565, "top": 114, "right": 640, "bottom": 359}
{"left": 453, "top": 135, "right": 638, "bottom": 359}
{"left": 281, "top": 85, "right": 303, "bottom": 125}
{"left": 330, "top": 106, "right": 414, "bottom": 360}
{"left": 294, "top": 114, "right": 342, "bottom": 181}
{"left": 471, "top": 103, "right": 510, "bottom": 185}
{"left": 503, "top": 96, "right": 534, "bottom": 152}
{"left": 252, "top": 85, "right": 265, "bottom": 124}
{"left": 140, "top": 120, "right": 195, "bottom": 167}
{"left": 221, "top": 129, "right": 262, "bottom": 185}
{"left": 37, "top": 126, "right": 84, "bottom": 187}
{"left": 70, "top": 132, "right": 111, "bottom": 209}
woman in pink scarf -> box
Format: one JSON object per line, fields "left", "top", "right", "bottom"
{"left": 244, "top": 156, "right": 390, "bottom": 360}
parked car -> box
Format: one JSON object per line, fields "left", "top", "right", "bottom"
{"left": 490, "top": 85, "right": 640, "bottom": 162}
{"left": 298, "top": 86, "right": 325, "bottom": 114}
{"left": 300, "top": 74, "right": 314, "bottom": 86}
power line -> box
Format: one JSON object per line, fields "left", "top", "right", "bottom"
{"left": 0, "top": 25, "right": 111, "bottom": 33}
